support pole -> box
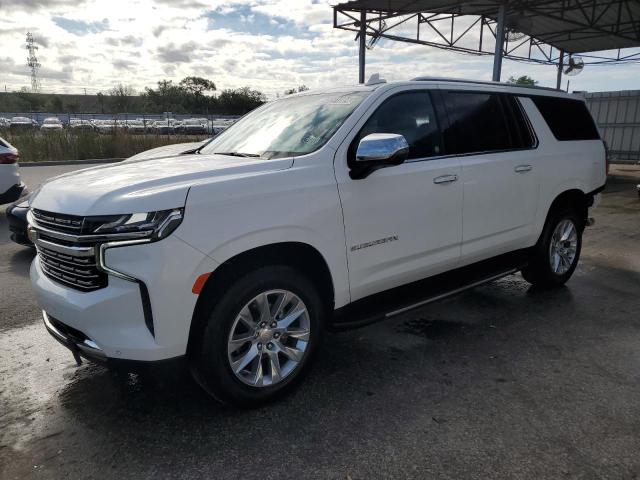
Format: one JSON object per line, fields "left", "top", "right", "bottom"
{"left": 359, "top": 10, "right": 366, "bottom": 84}
{"left": 556, "top": 50, "right": 565, "bottom": 90}
{"left": 492, "top": 3, "right": 506, "bottom": 82}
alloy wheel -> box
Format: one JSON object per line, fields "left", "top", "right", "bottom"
{"left": 227, "top": 290, "right": 311, "bottom": 387}
{"left": 549, "top": 219, "right": 578, "bottom": 275}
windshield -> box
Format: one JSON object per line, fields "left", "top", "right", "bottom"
{"left": 200, "top": 92, "right": 367, "bottom": 159}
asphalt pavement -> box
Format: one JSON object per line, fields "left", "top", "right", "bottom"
{"left": 1, "top": 163, "right": 639, "bottom": 479}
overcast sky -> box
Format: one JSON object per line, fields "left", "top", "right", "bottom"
{"left": 1, "top": 0, "right": 638, "bottom": 97}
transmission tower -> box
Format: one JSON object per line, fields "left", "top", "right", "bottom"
{"left": 26, "top": 32, "right": 41, "bottom": 93}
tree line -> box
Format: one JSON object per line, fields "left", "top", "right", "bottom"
{"left": 0, "top": 77, "right": 270, "bottom": 115}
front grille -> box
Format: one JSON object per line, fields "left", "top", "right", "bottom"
{"left": 39, "top": 245, "right": 107, "bottom": 291}
{"left": 31, "top": 209, "right": 109, "bottom": 292}
{"left": 32, "top": 209, "right": 83, "bottom": 233}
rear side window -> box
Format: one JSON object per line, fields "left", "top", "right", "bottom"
{"left": 353, "top": 91, "right": 444, "bottom": 161}
{"left": 531, "top": 96, "right": 600, "bottom": 141}
{"left": 441, "top": 91, "right": 516, "bottom": 155}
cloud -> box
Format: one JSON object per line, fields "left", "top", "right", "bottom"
{"left": 157, "top": 42, "right": 197, "bottom": 63}
{"left": 1, "top": 0, "right": 87, "bottom": 10}
{"left": 0, "top": 0, "right": 636, "bottom": 97}
{"left": 113, "top": 59, "right": 137, "bottom": 70}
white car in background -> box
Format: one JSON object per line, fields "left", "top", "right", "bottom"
{"left": 40, "top": 117, "right": 64, "bottom": 132}
{"left": 69, "top": 119, "right": 94, "bottom": 131}
{"left": 125, "top": 120, "right": 146, "bottom": 134}
{"left": 9, "top": 116, "right": 36, "bottom": 131}
{"left": 0, "top": 137, "right": 26, "bottom": 204}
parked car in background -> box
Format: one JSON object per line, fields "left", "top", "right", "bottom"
{"left": 41, "top": 117, "right": 64, "bottom": 132}
{"left": 6, "top": 192, "right": 31, "bottom": 246}
{"left": 211, "top": 125, "right": 228, "bottom": 136}
{"left": 69, "top": 119, "right": 95, "bottom": 131}
{"left": 94, "top": 120, "right": 117, "bottom": 134}
{"left": 180, "top": 118, "right": 208, "bottom": 135}
{"left": 9, "top": 116, "right": 36, "bottom": 131}
{"left": 125, "top": 120, "right": 147, "bottom": 134}
{"left": 153, "top": 119, "right": 179, "bottom": 135}
{"left": 0, "top": 137, "right": 26, "bottom": 204}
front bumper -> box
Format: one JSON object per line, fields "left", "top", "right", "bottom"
{"left": 44, "top": 310, "right": 106, "bottom": 364}
{"left": 31, "top": 233, "right": 218, "bottom": 363}
{"left": 43, "top": 311, "right": 187, "bottom": 374}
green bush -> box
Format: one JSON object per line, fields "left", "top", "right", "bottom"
{"left": 1, "top": 130, "right": 208, "bottom": 163}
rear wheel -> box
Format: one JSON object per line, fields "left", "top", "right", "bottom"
{"left": 189, "top": 265, "right": 324, "bottom": 407}
{"left": 521, "top": 208, "right": 583, "bottom": 288}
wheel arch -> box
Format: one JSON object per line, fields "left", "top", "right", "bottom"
{"left": 533, "top": 188, "right": 590, "bottom": 247}
{"left": 187, "top": 242, "right": 335, "bottom": 356}
{"left": 547, "top": 188, "right": 590, "bottom": 223}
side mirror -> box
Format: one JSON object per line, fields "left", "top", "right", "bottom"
{"left": 351, "top": 133, "right": 409, "bottom": 179}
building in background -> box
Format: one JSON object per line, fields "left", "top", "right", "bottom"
{"left": 585, "top": 91, "right": 640, "bottom": 164}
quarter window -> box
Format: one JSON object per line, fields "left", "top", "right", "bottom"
{"left": 353, "top": 91, "right": 444, "bottom": 161}
{"left": 531, "top": 96, "right": 600, "bottom": 141}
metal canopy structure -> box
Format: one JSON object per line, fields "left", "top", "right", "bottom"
{"left": 333, "top": 0, "right": 640, "bottom": 88}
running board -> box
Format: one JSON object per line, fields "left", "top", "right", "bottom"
{"left": 330, "top": 250, "right": 528, "bottom": 331}
{"left": 384, "top": 269, "right": 518, "bottom": 318}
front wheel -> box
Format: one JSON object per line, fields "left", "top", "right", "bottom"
{"left": 521, "top": 208, "right": 583, "bottom": 288}
{"left": 189, "top": 265, "right": 324, "bottom": 407}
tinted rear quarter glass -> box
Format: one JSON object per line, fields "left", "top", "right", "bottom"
{"left": 531, "top": 96, "right": 600, "bottom": 141}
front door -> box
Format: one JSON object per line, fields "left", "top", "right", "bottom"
{"left": 334, "top": 89, "right": 463, "bottom": 302}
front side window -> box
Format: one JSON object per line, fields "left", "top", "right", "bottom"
{"left": 353, "top": 91, "right": 443, "bottom": 161}
{"left": 200, "top": 92, "right": 367, "bottom": 159}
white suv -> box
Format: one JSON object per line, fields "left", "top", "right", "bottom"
{"left": 28, "top": 78, "right": 606, "bottom": 406}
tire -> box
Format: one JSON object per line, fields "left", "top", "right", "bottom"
{"left": 521, "top": 207, "right": 583, "bottom": 288}
{"left": 189, "top": 265, "right": 324, "bottom": 407}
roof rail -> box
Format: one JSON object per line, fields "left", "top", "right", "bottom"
{"left": 410, "top": 76, "right": 560, "bottom": 92}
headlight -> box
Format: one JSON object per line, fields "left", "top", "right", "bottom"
{"left": 89, "top": 208, "right": 184, "bottom": 241}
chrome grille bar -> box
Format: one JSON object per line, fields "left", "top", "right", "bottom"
{"left": 30, "top": 212, "right": 109, "bottom": 292}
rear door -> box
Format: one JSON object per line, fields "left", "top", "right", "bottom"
{"left": 439, "top": 90, "right": 539, "bottom": 263}
{"left": 334, "top": 88, "right": 463, "bottom": 301}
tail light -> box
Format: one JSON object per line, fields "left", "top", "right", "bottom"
{"left": 603, "top": 141, "right": 610, "bottom": 176}
{"left": 0, "top": 152, "right": 19, "bottom": 164}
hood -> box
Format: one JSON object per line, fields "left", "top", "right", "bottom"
{"left": 125, "top": 141, "right": 207, "bottom": 162}
{"left": 30, "top": 153, "right": 293, "bottom": 216}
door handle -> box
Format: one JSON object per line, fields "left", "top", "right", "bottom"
{"left": 515, "top": 164, "right": 533, "bottom": 173}
{"left": 433, "top": 174, "right": 458, "bottom": 184}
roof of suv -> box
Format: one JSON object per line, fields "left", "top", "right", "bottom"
{"left": 291, "top": 77, "right": 582, "bottom": 101}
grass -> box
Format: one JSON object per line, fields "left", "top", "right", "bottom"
{"left": 1, "top": 130, "right": 209, "bottom": 163}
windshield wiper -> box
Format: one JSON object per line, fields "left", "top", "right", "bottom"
{"left": 214, "top": 152, "right": 261, "bottom": 158}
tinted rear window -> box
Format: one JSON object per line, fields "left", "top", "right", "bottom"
{"left": 531, "top": 96, "right": 600, "bottom": 141}
{"left": 441, "top": 91, "right": 516, "bottom": 155}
